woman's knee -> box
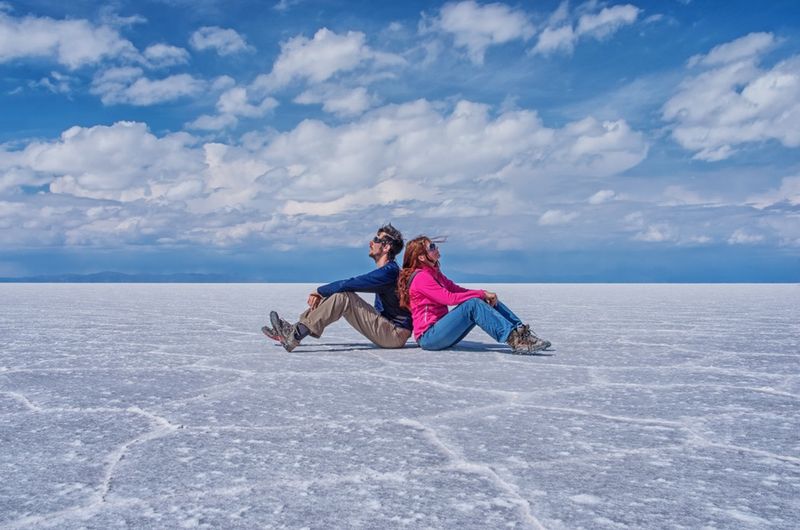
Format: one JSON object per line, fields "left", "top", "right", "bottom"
{"left": 463, "top": 297, "right": 483, "bottom": 310}
{"left": 462, "top": 297, "right": 486, "bottom": 318}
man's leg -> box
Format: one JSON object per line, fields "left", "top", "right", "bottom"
{"left": 299, "top": 292, "right": 410, "bottom": 348}
{"left": 419, "top": 298, "right": 515, "bottom": 351}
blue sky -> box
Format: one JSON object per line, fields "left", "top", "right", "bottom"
{"left": 1, "top": 0, "right": 799, "bottom": 281}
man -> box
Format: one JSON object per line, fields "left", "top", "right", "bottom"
{"left": 263, "top": 223, "right": 412, "bottom": 352}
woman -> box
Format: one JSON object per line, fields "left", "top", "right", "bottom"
{"left": 397, "top": 236, "right": 551, "bottom": 354}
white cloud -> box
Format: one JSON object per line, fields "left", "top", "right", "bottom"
{"left": 634, "top": 223, "right": 674, "bottom": 242}
{"left": 663, "top": 33, "right": 800, "bottom": 161}
{"left": 186, "top": 86, "right": 279, "bottom": 130}
{"left": 273, "top": 0, "right": 303, "bottom": 12}
{"left": 294, "top": 86, "right": 376, "bottom": 117}
{"left": 0, "top": 12, "right": 137, "bottom": 69}
{"left": 539, "top": 209, "right": 579, "bottom": 225}
{"left": 185, "top": 113, "right": 238, "bottom": 131}
{"left": 747, "top": 175, "right": 800, "bottom": 209}
{"left": 661, "top": 185, "right": 719, "bottom": 206}
{"left": 1, "top": 122, "right": 204, "bottom": 201}
{"left": 433, "top": 1, "right": 535, "bottom": 64}
{"left": 189, "top": 26, "right": 250, "bottom": 56}
{"left": 283, "top": 179, "right": 429, "bottom": 216}
{"left": 143, "top": 43, "right": 190, "bottom": 67}
{"left": 30, "top": 71, "right": 75, "bottom": 94}
{"left": 624, "top": 211, "right": 644, "bottom": 229}
{"left": 576, "top": 4, "right": 641, "bottom": 39}
{"left": 91, "top": 67, "right": 205, "bottom": 105}
{"left": 254, "top": 28, "right": 404, "bottom": 91}
{"left": 532, "top": 3, "right": 641, "bottom": 56}
{"left": 217, "top": 87, "right": 278, "bottom": 117}
{"left": 262, "top": 100, "right": 647, "bottom": 205}
{"left": 1, "top": 98, "right": 648, "bottom": 245}
{"left": 588, "top": 189, "right": 616, "bottom": 204}
{"left": 688, "top": 32, "right": 774, "bottom": 67}
{"left": 533, "top": 25, "right": 576, "bottom": 55}
{"left": 728, "top": 229, "right": 764, "bottom": 245}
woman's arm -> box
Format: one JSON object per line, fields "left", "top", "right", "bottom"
{"left": 412, "top": 270, "right": 485, "bottom": 306}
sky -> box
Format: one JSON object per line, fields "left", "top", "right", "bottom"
{"left": 1, "top": 0, "right": 799, "bottom": 281}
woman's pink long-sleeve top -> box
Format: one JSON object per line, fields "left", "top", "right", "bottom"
{"left": 409, "top": 267, "right": 485, "bottom": 340}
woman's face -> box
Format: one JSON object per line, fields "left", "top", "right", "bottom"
{"left": 423, "top": 240, "right": 440, "bottom": 262}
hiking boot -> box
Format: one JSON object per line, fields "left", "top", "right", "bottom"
{"left": 261, "top": 324, "right": 280, "bottom": 341}
{"left": 519, "top": 324, "right": 551, "bottom": 352}
{"left": 269, "top": 311, "right": 301, "bottom": 352}
{"left": 506, "top": 327, "right": 531, "bottom": 354}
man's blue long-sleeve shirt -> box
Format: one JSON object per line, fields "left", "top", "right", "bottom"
{"left": 316, "top": 260, "right": 412, "bottom": 330}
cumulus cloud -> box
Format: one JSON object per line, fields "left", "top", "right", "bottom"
{"left": 0, "top": 12, "right": 137, "bottom": 68}
{"left": 663, "top": 32, "right": 800, "bottom": 161}
{"left": 283, "top": 179, "right": 429, "bottom": 216}
{"left": 728, "top": 229, "right": 764, "bottom": 245}
{"left": 143, "top": 43, "right": 190, "bottom": 68}
{"left": 634, "top": 223, "right": 675, "bottom": 242}
{"left": 185, "top": 113, "right": 238, "bottom": 131}
{"left": 1, "top": 98, "right": 648, "bottom": 246}
{"left": 687, "top": 32, "right": 775, "bottom": 68}
{"left": 532, "top": 2, "right": 640, "bottom": 56}
{"left": 189, "top": 26, "right": 250, "bottom": 56}
{"left": 91, "top": 67, "right": 205, "bottom": 105}
{"left": 262, "top": 99, "right": 647, "bottom": 204}
{"left": 747, "top": 175, "right": 800, "bottom": 209}
{"left": 588, "top": 189, "right": 616, "bottom": 204}
{"left": 254, "top": 28, "right": 404, "bottom": 91}
{"left": 186, "top": 86, "right": 279, "bottom": 130}
{"left": 430, "top": 1, "right": 535, "bottom": 64}
{"left": 0, "top": 121, "right": 204, "bottom": 202}
{"left": 30, "top": 71, "right": 75, "bottom": 94}
{"left": 539, "top": 209, "right": 579, "bottom": 225}
{"left": 217, "top": 87, "right": 278, "bottom": 117}
{"left": 294, "top": 86, "right": 377, "bottom": 117}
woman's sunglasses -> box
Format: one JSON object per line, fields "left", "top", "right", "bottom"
{"left": 427, "top": 242, "right": 438, "bottom": 252}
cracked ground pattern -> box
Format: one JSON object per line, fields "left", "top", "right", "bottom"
{"left": 1, "top": 283, "right": 798, "bottom": 529}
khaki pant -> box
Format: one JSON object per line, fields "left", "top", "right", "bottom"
{"left": 298, "top": 292, "right": 411, "bottom": 349}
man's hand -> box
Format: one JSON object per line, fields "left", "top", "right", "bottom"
{"left": 307, "top": 292, "right": 322, "bottom": 309}
{"left": 484, "top": 291, "right": 498, "bottom": 307}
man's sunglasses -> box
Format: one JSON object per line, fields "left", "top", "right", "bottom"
{"left": 372, "top": 236, "right": 394, "bottom": 245}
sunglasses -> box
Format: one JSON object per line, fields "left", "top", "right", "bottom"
{"left": 427, "top": 242, "right": 438, "bottom": 252}
{"left": 372, "top": 236, "right": 392, "bottom": 245}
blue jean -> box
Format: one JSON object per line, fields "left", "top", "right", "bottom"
{"left": 418, "top": 298, "right": 523, "bottom": 351}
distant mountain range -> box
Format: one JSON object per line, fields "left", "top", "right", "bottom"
{"left": 0, "top": 272, "right": 262, "bottom": 283}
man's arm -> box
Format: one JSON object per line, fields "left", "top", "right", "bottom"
{"left": 316, "top": 264, "right": 396, "bottom": 297}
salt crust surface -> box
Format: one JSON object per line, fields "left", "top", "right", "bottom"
{"left": 1, "top": 283, "right": 798, "bottom": 529}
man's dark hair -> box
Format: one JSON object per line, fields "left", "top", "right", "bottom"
{"left": 378, "top": 223, "right": 404, "bottom": 260}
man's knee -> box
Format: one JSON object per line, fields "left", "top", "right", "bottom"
{"left": 327, "top": 292, "right": 355, "bottom": 305}
{"left": 329, "top": 292, "right": 350, "bottom": 301}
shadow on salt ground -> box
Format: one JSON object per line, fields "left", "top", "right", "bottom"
{"left": 452, "top": 340, "right": 556, "bottom": 356}
{"left": 271, "top": 339, "right": 555, "bottom": 356}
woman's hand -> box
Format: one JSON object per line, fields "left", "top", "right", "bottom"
{"left": 308, "top": 292, "right": 322, "bottom": 309}
{"left": 484, "top": 291, "right": 498, "bottom": 307}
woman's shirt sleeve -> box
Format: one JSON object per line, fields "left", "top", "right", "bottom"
{"left": 411, "top": 271, "right": 485, "bottom": 306}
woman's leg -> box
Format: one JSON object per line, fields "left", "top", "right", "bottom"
{"left": 493, "top": 301, "right": 523, "bottom": 328}
{"left": 418, "top": 309, "right": 476, "bottom": 351}
{"left": 419, "top": 298, "right": 515, "bottom": 350}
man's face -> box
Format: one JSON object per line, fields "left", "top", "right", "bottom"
{"left": 369, "top": 231, "right": 390, "bottom": 259}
